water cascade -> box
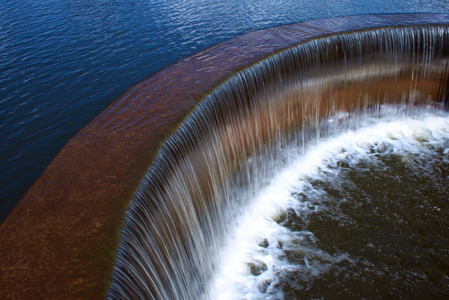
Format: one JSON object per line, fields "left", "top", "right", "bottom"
{"left": 108, "top": 26, "right": 449, "bottom": 299}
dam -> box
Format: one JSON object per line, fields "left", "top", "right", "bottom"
{"left": 0, "top": 14, "right": 448, "bottom": 299}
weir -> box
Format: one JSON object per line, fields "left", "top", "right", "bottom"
{"left": 109, "top": 26, "right": 449, "bottom": 298}
{"left": 1, "top": 15, "right": 449, "bottom": 299}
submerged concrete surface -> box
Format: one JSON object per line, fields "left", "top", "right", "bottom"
{"left": 0, "top": 14, "right": 448, "bottom": 299}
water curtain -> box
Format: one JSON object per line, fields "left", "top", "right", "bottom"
{"left": 108, "top": 26, "right": 449, "bottom": 299}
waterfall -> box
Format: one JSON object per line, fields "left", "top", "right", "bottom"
{"left": 108, "top": 26, "right": 449, "bottom": 299}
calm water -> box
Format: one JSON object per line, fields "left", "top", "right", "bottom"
{"left": 1, "top": 0, "right": 449, "bottom": 221}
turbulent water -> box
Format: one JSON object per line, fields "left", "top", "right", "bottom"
{"left": 210, "top": 107, "right": 449, "bottom": 299}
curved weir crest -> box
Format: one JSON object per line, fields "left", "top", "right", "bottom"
{"left": 109, "top": 25, "right": 449, "bottom": 298}
{"left": 2, "top": 15, "right": 449, "bottom": 299}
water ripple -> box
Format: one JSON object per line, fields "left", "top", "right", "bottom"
{"left": 1, "top": 0, "right": 449, "bottom": 221}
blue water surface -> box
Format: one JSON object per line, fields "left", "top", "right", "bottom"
{"left": 1, "top": 0, "right": 448, "bottom": 222}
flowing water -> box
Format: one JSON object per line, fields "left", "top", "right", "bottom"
{"left": 109, "top": 27, "right": 449, "bottom": 299}
{"left": 210, "top": 110, "right": 449, "bottom": 299}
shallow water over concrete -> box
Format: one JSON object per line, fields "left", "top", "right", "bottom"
{"left": 1, "top": 15, "right": 449, "bottom": 299}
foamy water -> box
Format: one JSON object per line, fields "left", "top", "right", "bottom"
{"left": 209, "top": 107, "right": 449, "bottom": 299}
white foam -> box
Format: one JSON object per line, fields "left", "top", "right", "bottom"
{"left": 209, "top": 111, "right": 449, "bottom": 300}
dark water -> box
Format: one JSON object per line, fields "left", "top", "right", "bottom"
{"left": 279, "top": 119, "right": 449, "bottom": 299}
{"left": 285, "top": 152, "right": 449, "bottom": 299}
{"left": 1, "top": 0, "right": 449, "bottom": 221}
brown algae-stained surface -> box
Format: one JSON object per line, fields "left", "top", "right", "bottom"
{"left": 0, "top": 14, "right": 448, "bottom": 299}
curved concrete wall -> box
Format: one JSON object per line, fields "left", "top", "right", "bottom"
{"left": 0, "top": 14, "right": 448, "bottom": 299}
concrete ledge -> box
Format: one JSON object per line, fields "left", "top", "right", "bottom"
{"left": 0, "top": 14, "right": 448, "bottom": 299}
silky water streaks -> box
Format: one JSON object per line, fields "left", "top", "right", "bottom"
{"left": 109, "top": 23, "right": 449, "bottom": 299}
{"left": 1, "top": 15, "right": 449, "bottom": 300}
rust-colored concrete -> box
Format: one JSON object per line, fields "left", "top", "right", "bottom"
{"left": 0, "top": 14, "right": 448, "bottom": 299}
